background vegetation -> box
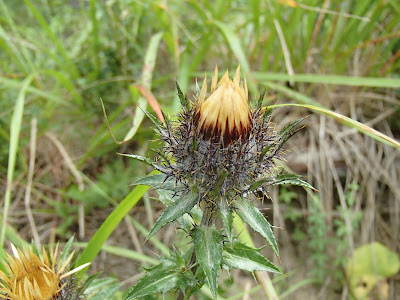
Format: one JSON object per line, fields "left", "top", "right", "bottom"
{"left": 1, "top": 0, "right": 399, "bottom": 299}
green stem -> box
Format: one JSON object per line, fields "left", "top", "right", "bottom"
{"left": 177, "top": 171, "right": 226, "bottom": 299}
{"left": 200, "top": 202, "right": 216, "bottom": 227}
{"left": 177, "top": 203, "right": 215, "bottom": 300}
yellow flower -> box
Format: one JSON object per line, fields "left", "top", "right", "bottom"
{"left": 195, "top": 66, "right": 252, "bottom": 145}
{"left": 0, "top": 244, "right": 89, "bottom": 300}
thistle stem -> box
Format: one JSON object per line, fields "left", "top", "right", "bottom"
{"left": 200, "top": 203, "right": 215, "bottom": 227}
{"left": 177, "top": 204, "right": 215, "bottom": 300}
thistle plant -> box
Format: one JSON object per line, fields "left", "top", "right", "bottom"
{"left": 124, "top": 66, "right": 312, "bottom": 299}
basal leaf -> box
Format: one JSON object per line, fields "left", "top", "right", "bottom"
{"left": 147, "top": 191, "right": 199, "bottom": 240}
{"left": 223, "top": 241, "right": 281, "bottom": 273}
{"left": 193, "top": 226, "right": 223, "bottom": 299}
{"left": 234, "top": 197, "right": 279, "bottom": 257}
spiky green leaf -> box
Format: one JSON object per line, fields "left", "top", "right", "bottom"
{"left": 248, "top": 179, "right": 268, "bottom": 192}
{"left": 218, "top": 200, "right": 233, "bottom": 243}
{"left": 161, "top": 110, "right": 170, "bottom": 127}
{"left": 263, "top": 106, "right": 273, "bottom": 123}
{"left": 131, "top": 173, "right": 166, "bottom": 187}
{"left": 119, "top": 153, "right": 155, "bottom": 166}
{"left": 195, "top": 79, "right": 201, "bottom": 98}
{"left": 124, "top": 254, "right": 197, "bottom": 299}
{"left": 234, "top": 197, "right": 279, "bottom": 257}
{"left": 178, "top": 208, "right": 201, "bottom": 233}
{"left": 60, "top": 236, "right": 74, "bottom": 265}
{"left": 177, "top": 215, "right": 194, "bottom": 233}
{"left": 176, "top": 82, "right": 189, "bottom": 110}
{"left": 275, "top": 126, "right": 304, "bottom": 153}
{"left": 131, "top": 173, "right": 185, "bottom": 191}
{"left": 156, "top": 189, "right": 175, "bottom": 205}
{"left": 257, "top": 90, "right": 267, "bottom": 108}
{"left": 142, "top": 108, "right": 166, "bottom": 133}
{"left": 260, "top": 117, "right": 304, "bottom": 160}
{"left": 278, "top": 117, "right": 305, "bottom": 137}
{"left": 178, "top": 205, "right": 202, "bottom": 233}
{"left": 85, "top": 277, "right": 118, "bottom": 295}
{"left": 193, "top": 226, "right": 223, "bottom": 299}
{"left": 119, "top": 153, "right": 166, "bottom": 173}
{"left": 270, "top": 174, "right": 316, "bottom": 190}
{"left": 248, "top": 174, "right": 315, "bottom": 192}
{"left": 223, "top": 241, "right": 281, "bottom": 273}
{"left": 147, "top": 191, "right": 199, "bottom": 240}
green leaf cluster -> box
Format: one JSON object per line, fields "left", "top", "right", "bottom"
{"left": 125, "top": 251, "right": 197, "bottom": 299}
{"left": 124, "top": 172, "right": 284, "bottom": 299}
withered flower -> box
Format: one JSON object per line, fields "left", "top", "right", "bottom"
{"left": 0, "top": 244, "right": 89, "bottom": 300}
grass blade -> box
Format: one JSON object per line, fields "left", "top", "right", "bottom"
{"left": 213, "top": 20, "right": 257, "bottom": 95}
{"left": 123, "top": 32, "right": 163, "bottom": 142}
{"left": 2, "top": 73, "right": 36, "bottom": 247}
{"left": 268, "top": 103, "right": 400, "bottom": 148}
{"left": 255, "top": 72, "right": 400, "bottom": 88}
{"left": 73, "top": 242, "right": 158, "bottom": 265}
{"left": 74, "top": 170, "right": 158, "bottom": 275}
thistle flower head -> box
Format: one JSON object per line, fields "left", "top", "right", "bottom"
{"left": 195, "top": 66, "right": 252, "bottom": 145}
{"left": 0, "top": 243, "right": 89, "bottom": 300}
{"left": 160, "top": 66, "right": 282, "bottom": 202}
